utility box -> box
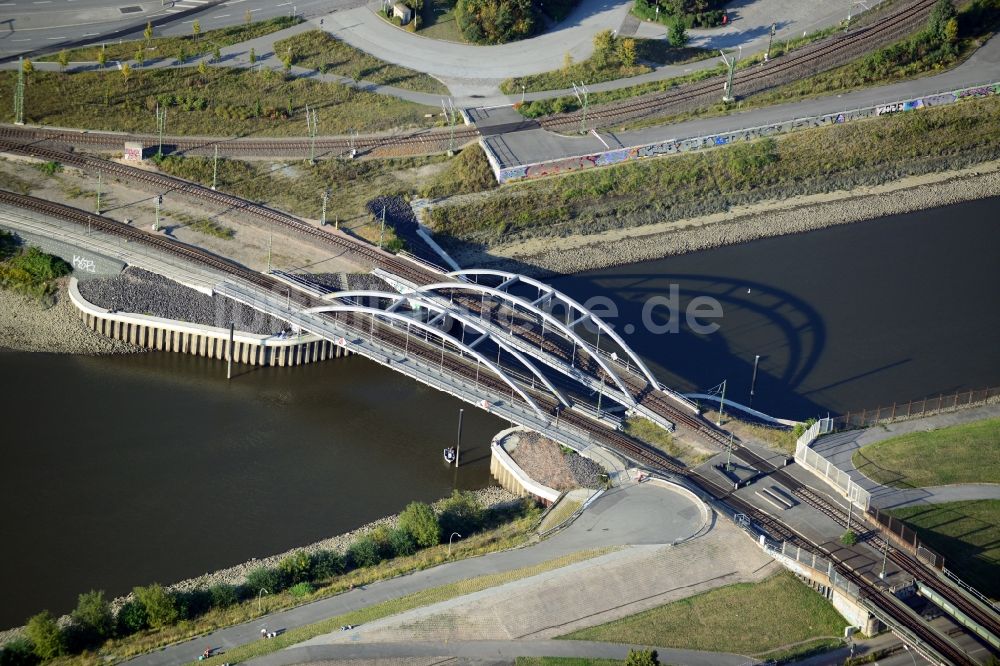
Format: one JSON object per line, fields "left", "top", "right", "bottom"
{"left": 123, "top": 142, "right": 146, "bottom": 161}
{"left": 392, "top": 2, "right": 413, "bottom": 24}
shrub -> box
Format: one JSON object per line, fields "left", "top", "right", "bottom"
{"left": 667, "top": 19, "right": 688, "bottom": 47}
{"left": 175, "top": 589, "right": 212, "bottom": 620}
{"left": 244, "top": 566, "right": 285, "bottom": 595}
{"left": 34, "top": 161, "right": 62, "bottom": 176}
{"left": 398, "top": 501, "right": 440, "bottom": 547}
{"left": 626, "top": 649, "right": 659, "bottom": 666}
{"left": 208, "top": 583, "right": 238, "bottom": 609}
{"left": 132, "top": 584, "right": 179, "bottom": 629}
{"left": 438, "top": 490, "right": 484, "bottom": 537}
{"left": 116, "top": 599, "right": 148, "bottom": 635}
{"left": 25, "top": 612, "right": 63, "bottom": 661}
{"left": 841, "top": 530, "right": 858, "bottom": 546}
{"left": 310, "top": 550, "right": 345, "bottom": 580}
{"left": 288, "top": 582, "right": 314, "bottom": 598}
{"left": 0, "top": 638, "right": 37, "bottom": 666}
{"left": 279, "top": 551, "right": 312, "bottom": 584}
{"left": 387, "top": 526, "right": 417, "bottom": 557}
{"left": 347, "top": 536, "right": 382, "bottom": 568}
{"left": 71, "top": 590, "right": 114, "bottom": 643}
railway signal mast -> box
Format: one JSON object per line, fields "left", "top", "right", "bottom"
{"left": 572, "top": 82, "right": 590, "bottom": 134}
{"left": 14, "top": 57, "right": 25, "bottom": 125}
{"left": 719, "top": 47, "right": 741, "bottom": 103}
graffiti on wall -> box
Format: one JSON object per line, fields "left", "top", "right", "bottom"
{"left": 492, "top": 82, "right": 1000, "bottom": 183}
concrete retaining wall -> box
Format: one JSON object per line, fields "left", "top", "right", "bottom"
{"left": 68, "top": 277, "right": 350, "bottom": 367}
{"left": 489, "top": 427, "right": 561, "bottom": 504}
{"left": 1, "top": 224, "right": 126, "bottom": 278}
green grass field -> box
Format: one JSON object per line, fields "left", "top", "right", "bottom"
{"left": 1, "top": 66, "right": 437, "bottom": 136}
{"left": 274, "top": 30, "right": 448, "bottom": 94}
{"left": 886, "top": 501, "right": 1000, "bottom": 599}
{"left": 852, "top": 418, "right": 1000, "bottom": 488}
{"left": 562, "top": 571, "right": 846, "bottom": 659}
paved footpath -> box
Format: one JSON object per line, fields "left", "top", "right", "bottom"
{"left": 810, "top": 404, "right": 1000, "bottom": 510}
{"left": 126, "top": 482, "right": 706, "bottom": 666}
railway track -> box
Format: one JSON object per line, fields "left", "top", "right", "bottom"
{"left": 541, "top": 0, "right": 938, "bottom": 132}
{"left": 1, "top": 188, "right": 983, "bottom": 664}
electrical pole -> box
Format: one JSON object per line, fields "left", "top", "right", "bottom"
{"left": 266, "top": 232, "right": 272, "bottom": 272}
{"left": 321, "top": 188, "right": 329, "bottom": 226}
{"left": 96, "top": 172, "right": 102, "bottom": 214}
{"left": 379, "top": 205, "right": 386, "bottom": 250}
{"left": 441, "top": 98, "right": 457, "bottom": 156}
{"left": 726, "top": 432, "right": 734, "bottom": 471}
{"left": 880, "top": 538, "right": 889, "bottom": 579}
{"left": 155, "top": 104, "right": 166, "bottom": 157}
{"left": 455, "top": 408, "right": 463, "bottom": 468}
{"left": 717, "top": 379, "right": 727, "bottom": 425}
{"left": 212, "top": 145, "right": 219, "bottom": 190}
{"left": 572, "top": 82, "right": 589, "bottom": 134}
{"left": 766, "top": 22, "right": 776, "bottom": 62}
{"left": 14, "top": 56, "right": 25, "bottom": 125}
{"left": 227, "top": 322, "right": 234, "bottom": 380}
{"left": 306, "top": 104, "right": 318, "bottom": 164}
{"left": 154, "top": 194, "right": 161, "bottom": 231}
{"left": 719, "top": 47, "right": 740, "bottom": 102}
{"left": 749, "top": 354, "right": 760, "bottom": 408}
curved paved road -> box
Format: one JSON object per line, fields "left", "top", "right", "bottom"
{"left": 125, "top": 482, "right": 706, "bottom": 666}
{"left": 810, "top": 404, "right": 1000, "bottom": 510}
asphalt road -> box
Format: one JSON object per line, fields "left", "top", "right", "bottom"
{"left": 0, "top": 0, "right": 361, "bottom": 59}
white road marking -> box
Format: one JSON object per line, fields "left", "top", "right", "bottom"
{"left": 215, "top": 13, "right": 229, "bottom": 18}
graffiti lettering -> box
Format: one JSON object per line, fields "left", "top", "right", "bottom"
{"left": 72, "top": 255, "right": 96, "bottom": 273}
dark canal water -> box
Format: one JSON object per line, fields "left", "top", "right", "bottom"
{"left": 550, "top": 197, "right": 1000, "bottom": 419}
{"left": 1, "top": 197, "right": 998, "bottom": 628}
{"left": 0, "top": 352, "right": 502, "bottom": 628}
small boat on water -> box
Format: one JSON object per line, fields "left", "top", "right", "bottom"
{"left": 443, "top": 447, "right": 456, "bottom": 464}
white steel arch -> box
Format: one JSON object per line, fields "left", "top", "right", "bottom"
{"left": 414, "top": 281, "right": 634, "bottom": 405}
{"left": 450, "top": 269, "right": 662, "bottom": 390}
{"left": 327, "top": 290, "right": 571, "bottom": 408}
{"left": 306, "top": 295, "right": 554, "bottom": 416}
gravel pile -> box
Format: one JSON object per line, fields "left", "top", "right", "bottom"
{"left": 0, "top": 280, "right": 140, "bottom": 355}
{"left": 509, "top": 432, "right": 603, "bottom": 491}
{"left": 78, "top": 268, "right": 285, "bottom": 335}
{"left": 366, "top": 194, "right": 445, "bottom": 265}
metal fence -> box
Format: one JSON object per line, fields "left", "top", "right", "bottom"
{"left": 832, "top": 386, "right": 1000, "bottom": 431}
{"left": 794, "top": 418, "right": 873, "bottom": 510}
{"left": 866, "top": 506, "right": 944, "bottom": 568}
{"left": 776, "top": 541, "right": 861, "bottom": 598}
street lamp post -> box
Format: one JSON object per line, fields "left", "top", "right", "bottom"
{"left": 749, "top": 354, "right": 761, "bottom": 408}
{"left": 257, "top": 587, "right": 269, "bottom": 613}
{"left": 447, "top": 532, "right": 461, "bottom": 556}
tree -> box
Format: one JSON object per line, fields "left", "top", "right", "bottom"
{"left": 562, "top": 51, "right": 574, "bottom": 72}
{"left": 116, "top": 600, "right": 148, "bottom": 635}
{"left": 192, "top": 20, "right": 201, "bottom": 41}
{"left": 198, "top": 59, "right": 208, "bottom": 78}
{"left": 347, "top": 536, "right": 382, "bottom": 568}
{"left": 245, "top": 8, "right": 252, "bottom": 25}
{"left": 25, "top": 612, "right": 63, "bottom": 661}
{"left": 841, "top": 530, "right": 858, "bottom": 546}
{"left": 212, "top": 45, "right": 221, "bottom": 62}
{"left": 144, "top": 21, "right": 153, "bottom": 42}
{"left": 625, "top": 649, "right": 659, "bottom": 666}
{"left": 454, "top": 0, "right": 535, "bottom": 44}
{"left": 57, "top": 49, "right": 69, "bottom": 72}
{"left": 310, "top": 550, "right": 345, "bottom": 580}
{"left": 121, "top": 62, "right": 132, "bottom": 87}
{"left": 619, "top": 38, "right": 637, "bottom": 68}
{"left": 177, "top": 44, "right": 188, "bottom": 64}
{"left": 249, "top": 47, "right": 257, "bottom": 66}
{"left": 438, "top": 490, "right": 484, "bottom": 537}
{"left": 208, "top": 584, "right": 238, "bottom": 609}
{"left": 667, "top": 18, "right": 687, "bottom": 47}
{"left": 282, "top": 51, "right": 293, "bottom": 73}
{"left": 928, "top": 0, "right": 956, "bottom": 43}
{"left": 97, "top": 46, "right": 107, "bottom": 69}
{"left": 592, "top": 29, "right": 616, "bottom": 68}
{"left": 21, "top": 58, "right": 33, "bottom": 77}
{"left": 278, "top": 552, "right": 312, "bottom": 584}
{"left": 135, "top": 48, "right": 145, "bottom": 67}
{"left": 72, "top": 590, "right": 114, "bottom": 642}
{"left": 399, "top": 501, "right": 440, "bottom": 547}
{"left": 132, "top": 584, "right": 178, "bottom": 629}
{"left": 244, "top": 566, "right": 284, "bottom": 594}
{"left": 0, "top": 636, "right": 37, "bottom": 666}
{"left": 944, "top": 17, "right": 959, "bottom": 44}
{"left": 388, "top": 527, "right": 417, "bottom": 557}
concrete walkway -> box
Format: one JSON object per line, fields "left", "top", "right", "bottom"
{"left": 252, "top": 639, "right": 749, "bottom": 665}
{"left": 125, "top": 482, "right": 707, "bottom": 666}
{"left": 810, "top": 404, "right": 1000, "bottom": 510}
